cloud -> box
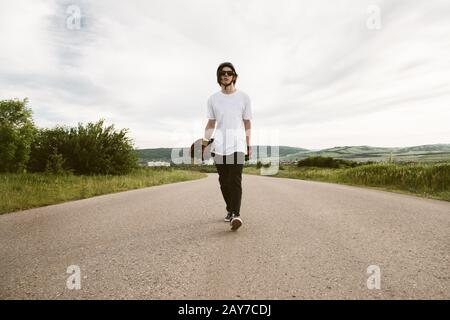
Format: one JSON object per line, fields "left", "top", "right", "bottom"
{"left": 0, "top": 0, "right": 449, "bottom": 149}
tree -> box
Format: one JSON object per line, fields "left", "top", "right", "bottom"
{"left": 0, "top": 98, "right": 37, "bottom": 172}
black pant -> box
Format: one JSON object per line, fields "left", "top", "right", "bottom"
{"left": 214, "top": 152, "right": 245, "bottom": 215}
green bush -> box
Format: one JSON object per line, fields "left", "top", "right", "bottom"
{"left": 297, "top": 156, "right": 358, "bottom": 168}
{"left": 28, "top": 119, "right": 139, "bottom": 175}
{"left": 44, "top": 147, "right": 73, "bottom": 175}
{"left": 28, "top": 126, "right": 69, "bottom": 172}
{"left": 256, "top": 160, "right": 272, "bottom": 168}
{"left": 0, "top": 98, "right": 37, "bottom": 173}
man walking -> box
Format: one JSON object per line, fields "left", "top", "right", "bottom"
{"left": 203, "top": 62, "right": 252, "bottom": 231}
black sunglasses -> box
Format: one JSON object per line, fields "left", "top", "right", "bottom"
{"left": 219, "top": 70, "right": 235, "bottom": 76}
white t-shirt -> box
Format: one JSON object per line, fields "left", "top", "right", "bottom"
{"left": 206, "top": 89, "right": 252, "bottom": 156}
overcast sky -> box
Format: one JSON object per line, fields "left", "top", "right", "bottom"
{"left": 1, "top": 0, "right": 449, "bottom": 150}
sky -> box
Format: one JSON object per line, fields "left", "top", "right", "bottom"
{"left": 1, "top": 0, "right": 449, "bottom": 150}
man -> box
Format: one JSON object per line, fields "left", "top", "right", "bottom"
{"left": 203, "top": 62, "right": 252, "bottom": 231}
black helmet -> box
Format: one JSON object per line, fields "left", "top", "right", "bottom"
{"left": 216, "top": 62, "right": 238, "bottom": 87}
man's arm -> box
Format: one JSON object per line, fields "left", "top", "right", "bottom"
{"left": 244, "top": 119, "right": 251, "bottom": 147}
{"left": 203, "top": 119, "right": 216, "bottom": 145}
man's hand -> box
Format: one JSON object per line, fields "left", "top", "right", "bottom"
{"left": 245, "top": 145, "right": 252, "bottom": 161}
{"left": 201, "top": 138, "right": 214, "bottom": 160}
{"left": 202, "top": 138, "right": 210, "bottom": 147}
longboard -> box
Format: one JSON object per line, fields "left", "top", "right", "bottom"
{"left": 190, "top": 138, "right": 214, "bottom": 164}
{"left": 190, "top": 138, "right": 250, "bottom": 164}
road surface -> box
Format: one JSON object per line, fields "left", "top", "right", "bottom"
{"left": 1, "top": 173, "right": 449, "bottom": 299}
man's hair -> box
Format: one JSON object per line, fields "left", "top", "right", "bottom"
{"left": 216, "top": 62, "right": 238, "bottom": 86}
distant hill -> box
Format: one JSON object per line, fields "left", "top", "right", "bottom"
{"left": 134, "top": 144, "right": 450, "bottom": 164}
{"left": 135, "top": 147, "right": 185, "bottom": 164}
{"left": 135, "top": 145, "right": 309, "bottom": 163}
{"left": 396, "top": 144, "right": 450, "bottom": 153}
{"left": 254, "top": 146, "right": 309, "bottom": 158}
{"left": 283, "top": 144, "right": 450, "bottom": 163}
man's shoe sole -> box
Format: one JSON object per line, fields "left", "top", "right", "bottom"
{"left": 230, "top": 217, "right": 242, "bottom": 231}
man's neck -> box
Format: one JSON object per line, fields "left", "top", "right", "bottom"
{"left": 221, "top": 85, "right": 236, "bottom": 94}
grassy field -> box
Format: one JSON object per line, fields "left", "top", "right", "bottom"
{"left": 0, "top": 167, "right": 206, "bottom": 214}
{"left": 243, "top": 162, "right": 450, "bottom": 202}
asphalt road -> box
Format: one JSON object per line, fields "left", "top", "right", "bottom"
{"left": 1, "top": 173, "right": 449, "bottom": 299}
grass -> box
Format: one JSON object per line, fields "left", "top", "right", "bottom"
{"left": 243, "top": 162, "right": 450, "bottom": 202}
{"left": 171, "top": 163, "right": 218, "bottom": 173}
{"left": 0, "top": 167, "right": 206, "bottom": 214}
{"left": 4, "top": 161, "right": 447, "bottom": 215}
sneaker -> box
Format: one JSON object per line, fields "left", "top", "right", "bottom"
{"left": 224, "top": 212, "right": 233, "bottom": 222}
{"left": 230, "top": 214, "right": 242, "bottom": 231}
